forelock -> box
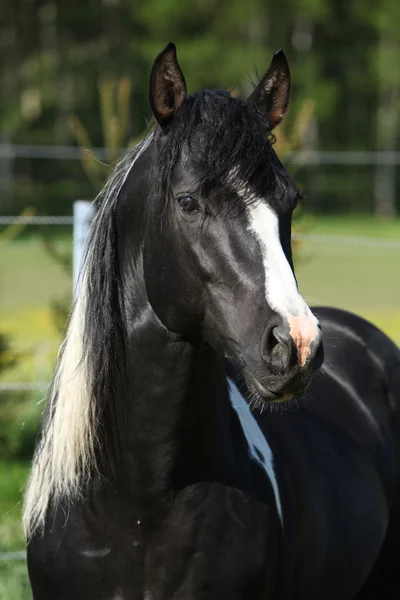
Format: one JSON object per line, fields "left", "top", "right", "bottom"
{"left": 152, "top": 90, "right": 280, "bottom": 207}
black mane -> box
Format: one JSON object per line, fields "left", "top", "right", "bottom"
{"left": 81, "top": 139, "right": 153, "bottom": 470}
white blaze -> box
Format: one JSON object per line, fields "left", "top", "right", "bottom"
{"left": 247, "top": 201, "right": 320, "bottom": 366}
{"left": 248, "top": 202, "right": 306, "bottom": 315}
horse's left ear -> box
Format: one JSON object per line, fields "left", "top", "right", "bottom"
{"left": 247, "top": 49, "right": 290, "bottom": 129}
{"left": 149, "top": 42, "right": 187, "bottom": 129}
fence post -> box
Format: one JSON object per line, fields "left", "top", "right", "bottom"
{"left": 73, "top": 201, "right": 96, "bottom": 298}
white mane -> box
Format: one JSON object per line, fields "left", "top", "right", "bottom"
{"left": 23, "top": 135, "right": 153, "bottom": 538}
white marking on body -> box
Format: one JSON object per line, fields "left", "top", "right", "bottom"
{"left": 246, "top": 200, "right": 320, "bottom": 363}
{"left": 228, "top": 378, "right": 283, "bottom": 523}
{"left": 80, "top": 547, "right": 111, "bottom": 558}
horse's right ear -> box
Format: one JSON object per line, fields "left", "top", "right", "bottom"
{"left": 149, "top": 42, "right": 187, "bottom": 129}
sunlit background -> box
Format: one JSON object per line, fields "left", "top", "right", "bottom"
{"left": 1, "top": 1, "right": 399, "bottom": 595}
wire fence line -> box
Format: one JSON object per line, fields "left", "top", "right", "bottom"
{"left": 1, "top": 215, "right": 400, "bottom": 249}
{"left": 0, "top": 215, "right": 73, "bottom": 225}
{"left": 5, "top": 144, "right": 400, "bottom": 165}
{"left": 293, "top": 233, "right": 400, "bottom": 249}
{"left": 0, "top": 382, "right": 49, "bottom": 392}
{"left": 0, "top": 551, "right": 26, "bottom": 561}
{"left": 289, "top": 150, "right": 400, "bottom": 166}
{"left": 0, "top": 144, "right": 110, "bottom": 160}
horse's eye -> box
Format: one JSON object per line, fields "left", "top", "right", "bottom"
{"left": 178, "top": 196, "right": 200, "bottom": 213}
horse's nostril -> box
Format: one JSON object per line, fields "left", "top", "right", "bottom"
{"left": 262, "top": 322, "right": 291, "bottom": 367}
{"left": 268, "top": 326, "right": 282, "bottom": 354}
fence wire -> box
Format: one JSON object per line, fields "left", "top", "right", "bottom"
{"left": 293, "top": 233, "right": 400, "bottom": 249}
{"left": 0, "top": 216, "right": 73, "bottom": 225}
{"left": 2, "top": 215, "right": 400, "bottom": 249}
{"left": 0, "top": 382, "right": 49, "bottom": 392}
{"left": 4, "top": 144, "right": 400, "bottom": 165}
{"left": 0, "top": 551, "right": 26, "bottom": 561}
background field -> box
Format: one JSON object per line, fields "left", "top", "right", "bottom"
{"left": 295, "top": 215, "right": 400, "bottom": 343}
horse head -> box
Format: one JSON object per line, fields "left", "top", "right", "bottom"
{"left": 127, "top": 43, "right": 324, "bottom": 404}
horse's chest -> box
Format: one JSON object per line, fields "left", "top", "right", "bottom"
{"left": 136, "top": 482, "right": 281, "bottom": 598}
{"left": 28, "top": 483, "right": 282, "bottom": 599}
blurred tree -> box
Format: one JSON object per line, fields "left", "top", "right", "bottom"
{"left": 0, "top": 0, "right": 399, "bottom": 216}
{"left": 356, "top": 0, "right": 400, "bottom": 219}
{"left": 69, "top": 76, "right": 139, "bottom": 189}
{"left": 44, "top": 73, "right": 141, "bottom": 334}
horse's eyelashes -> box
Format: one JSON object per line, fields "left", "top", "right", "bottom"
{"left": 178, "top": 196, "right": 200, "bottom": 213}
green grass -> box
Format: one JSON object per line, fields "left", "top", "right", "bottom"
{"left": 293, "top": 214, "right": 400, "bottom": 343}
{"left": 0, "top": 235, "right": 71, "bottom": 383}
{"left": 295, "top": 241, "right": 400, "bottom": 342}
{"left": 0, "top": 460, "right": 30, "bottom": 554}
{"left": 0, "top": 461, "right": 30, "bottom": 600}
{"left": 296, "top": 213, "right": 400, "bottom": 239}
{"left": 0, "top": 563, "right": 30, "bottom": 600}
{"left": 0, "top": 460, "right": 29, "bottom": 520}
{"left": 0, "top": 236, "right": 71, "bottom": 312}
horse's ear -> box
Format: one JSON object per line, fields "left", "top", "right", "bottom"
{"left": 247, "top": 49, "right": 290, "bottom": 129}
{"left": 149, "top": 42, "right": 187, "bottom": 129}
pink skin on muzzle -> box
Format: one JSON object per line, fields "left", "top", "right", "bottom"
{"left": 287, "top": 313, "right": 320, "bottom": 367}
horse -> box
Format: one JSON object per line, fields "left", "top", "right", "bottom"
{"left": 24, "top": 42, "right": 400, "bottom": 599}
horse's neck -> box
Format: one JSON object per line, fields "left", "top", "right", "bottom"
{"left": 112, "top": 299, "right": 225, "bottom": 515}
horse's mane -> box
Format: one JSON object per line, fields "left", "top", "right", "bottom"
{"left": 23, "top": 134, "right": 153, "bottom": 538}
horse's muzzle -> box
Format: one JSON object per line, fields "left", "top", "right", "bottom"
{"left": 244, "top": 316, "right": 324, "bottom": 402}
